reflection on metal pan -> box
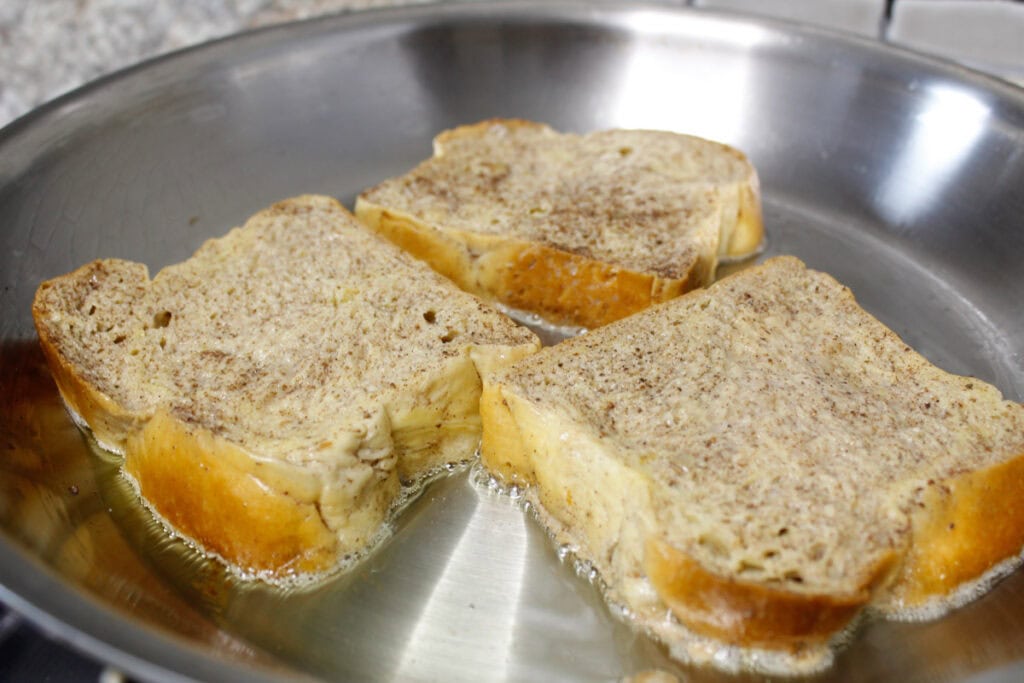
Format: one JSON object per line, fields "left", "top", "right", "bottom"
{"left": 1, "top": 2, "right": 1023, "bottom": 681}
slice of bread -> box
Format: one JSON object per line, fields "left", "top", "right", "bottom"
{"left": 33, "top": 195, "right": 540, "bottom": 581}
{"left": 479, "top": 256, "right": 1024, "bottom": 671}
{"left": 355, "top": 119, "right": 763, "bottom": 329}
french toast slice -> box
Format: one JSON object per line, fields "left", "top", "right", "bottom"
{"left": 33, "top": 195, "right": 540, "bottom": 580}
{"left": 355, "top": 119, "right": 763, "bottom": 329}
{"left": 479, "top": 256, "right": 1024, "bottom": 670}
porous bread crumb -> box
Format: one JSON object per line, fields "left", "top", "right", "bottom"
{"left": 368, "top": 124, "right": 739, "bottom": 277}
{"left": 499, "top": 256, "right": 1023, "bottom": 592}
{"left": 481, "top": 255, "right": 1024, "bottom": 663}
{"left": 34, "top": 195, "right": 540, "bottom": 577}
{"left": 39, "top": 196, "right": 535, "bottom": 463}
{"left": 357, "top": 119, "right": 763, "bottom": 328}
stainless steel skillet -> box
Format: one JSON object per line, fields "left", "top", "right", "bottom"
{"left": 1, "top": 2, "right": 1022, "bottom": 681}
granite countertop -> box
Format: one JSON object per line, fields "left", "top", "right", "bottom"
{"left": 0, "top": 0, "right": 423, "bottom": 128}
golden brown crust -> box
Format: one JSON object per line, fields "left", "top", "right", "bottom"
{"left": 354, "top": 204, "right": 479, "bottom": 294}
{"left": 31, "top": 252, "right": 343, "bottom": 578}
{"left": 644, "top": 537, "right": 894, "bottom": 649}
{"left": 30, "top": 196, "right": 541, "bottom": 580}
{"left": 357, "top": 119, "right": 763, "bottom": 328}
{"left": 355, "top": 201, "right": 696, "bottom": 328}
{"left": 482, "top": 373, "right": 884, "bottom": 651}
{"left": 892, "top": 452, "right": 1024, "bottom": 605}
{"left": 480, "top": 241, "right": 691, "bottom": 329}
{"left": 32, "top": 260, "right": 350, "bottom": 579}
{"left": 124, "top": 409, "right": 339, "bottom": 577}
{"left": 478, "top": 255, "right": 1024, "bottom": 658}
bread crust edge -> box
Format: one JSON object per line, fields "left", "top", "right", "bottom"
{"left": 33, "top": 275, "right": 146, "bottom": 454}
{"left": 33, "top": 327, "right": 541, "bottom": 579}
{"left": 32, "top": 263, "right": 346, "bottom": 578}
{"left": 354, "top": 200, "right": 694, "bottom": 329}
{"left": 356, "top": 118, "right": 766, "bottom": 329}
{"left": 889, "top": 450, "right": 1024, "bottom": 607}
{"left": 480, "top": 376, "right": 888, "bottom": 651}
{"left": 124, "top": 408, "right": 342, "bottom": 577}
{"left": 643, "top": 537, "right": 892, "bottom": 649}
{"left": 479, "top": 364, "right": 1024, "bottom": 652}
{"left": 30, "top": 198, "right": 544, "bottom": 581}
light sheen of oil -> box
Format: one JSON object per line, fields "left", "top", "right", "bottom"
{"left": 470, "top": 463, "right": 844, "bottom": 676}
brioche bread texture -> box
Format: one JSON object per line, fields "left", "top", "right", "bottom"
{"left": 356, "top": 119, "right": 763, "bottom": 329}
{"left": 33, "top": 195, "right": 540, "bottom": 579}
{"left": 480, "top": 256, "right": 1024, "bottom": 665}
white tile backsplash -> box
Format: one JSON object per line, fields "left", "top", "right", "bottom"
{"left": 693, "top": 0, "right": 886, "bottom": 36}
{"left": 888, "top": 0, "right": 1024, "bottom": 81}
